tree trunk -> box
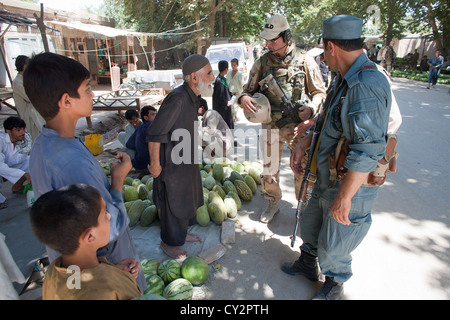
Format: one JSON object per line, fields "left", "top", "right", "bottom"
{"left": 425, "top": 0, "right": 443, "bottom": 51}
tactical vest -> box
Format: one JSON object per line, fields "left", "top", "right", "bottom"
{"left": 260, "top": 49, "right": 308, "bottom": 115}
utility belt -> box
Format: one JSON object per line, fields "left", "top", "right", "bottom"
{"left": 328, "top": 134, "right": 399, "bottom": 188}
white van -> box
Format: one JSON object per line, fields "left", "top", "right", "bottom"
{"left": 205, "top": 42, "right": 253, "bottom": 83}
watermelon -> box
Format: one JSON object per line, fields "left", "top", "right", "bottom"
{"left": 223, "top": 180, "right": 238, "bottom": 194}
{"left": 132, "top": 178, "right": 143, "bottom": 188}
{"left": 208, "top": 191, "right": 227, "bottom": 215}
{"left": 229, "top": 170, "right": 244, "bottom": 183}
{"left": 162, "top": 278, "right": 193, "bottom": 300}
{"left": 196, "top": 204, "right": 210, "bottom": 226}
{"left": 212, "top": 184, "right": 226, "bottom": 199}
{"left": 141, "top": 175, "right": 152, "bottom": 184}
{"left": 251, "top": 161, "right": 264, "bottom": 172}
{"left": 231, "top": 161, "right": 245, "bottom": 173}
{"left": 158, "top": 259, "right": 181, "bottom": 284}
{"left": 145, "top": 177, "right": 154, "bottom": 191}
{"left": 133, "top": 293, "right": 167, "bottom": 300}
{"left": 141, "top": 258, "right": 160, "bottom": 275}
{"left": 144, "top": 274, "right": 165, "bottom": 295}
{"left": 140, "top": 205, "right": 158, "bottom": 226}
{"left": 124, "top": 201, "right": 133, "bottom": 213}
{"left": 123, "top": 185, "right": 139, "bottom": 202}
{"left": 247, "top": 166, "right": 262, "bottom": 185}
{"left": 213, "top": 157, "right": 232, "bottom": 167}
{"left": 234, "top": 179, "right": 253, "bottom": 201}
{"left": 202, "top": 158, "right": 212, "bottom": 166}
{"left": 181, "top": 256, "right": 210, "bottom": 285}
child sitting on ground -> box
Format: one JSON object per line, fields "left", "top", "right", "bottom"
{"left": 30, "top": 184, "right": 142, "bottom": 300}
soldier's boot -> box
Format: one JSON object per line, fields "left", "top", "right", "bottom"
{"left": 281, "top": 251, "right": 321, "bottom": 282}
{"left": 260, "top": 200, "right": 280, "bottom": 223}
{"left": 312, "top": 276, "right": 344, "bottom": 300}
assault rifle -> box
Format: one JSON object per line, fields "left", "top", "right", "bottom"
{"left": 258, "top": 74, "right": 305, "bottom": 128}
{"left": 290, "top": 101, "right": 324, "bottom": 248}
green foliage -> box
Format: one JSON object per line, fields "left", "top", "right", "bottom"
{"left": 391, "top": 69, "right": 450, "bottom": 84}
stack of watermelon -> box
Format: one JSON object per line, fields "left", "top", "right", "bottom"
{"left": 137, "top": 256, "right": 210, "bottom": 300}
{"left": 197, "top": 157, "right": 263, "bottom": 226}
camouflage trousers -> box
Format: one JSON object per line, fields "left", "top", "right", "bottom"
{"left": 260, "top": 122, "right": 308, "bottom": 202}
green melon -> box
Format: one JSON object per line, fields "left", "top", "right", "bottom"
{"left": 231, "top": 161, "right": 245, "bottom": 173}
{"left": 203, "top": 176, "right": 216, "bottom": 190}
{"left": 223, "top": 180, "right": 237, "bottom": 195}
{"left": 244, "top": 175, "right": 257, "bottom": 194}
{"left": 132, "top": 178, "right": 143, "bottom": 188}
{"left": 141, "top": 175, "right": 152, "bottom": 184}
{"left": 124, "top": 201, "right": 133, "bottom": 213}
{"left": 212, "top": 184, "right": 226, "bottom": 199}
{"left": 196, "top": 204, "right": 210, "bottom": 226}
{"left": 251, "top": 161, "right": 264, "bottom": 172}
{"left": 229, "top": 170, "right": 244, "bottom": 183}
{"left": 181, "top": 256, "right": 210, "bottom": 285}
{"left": 145, "top": 177, "right": 154, "bottom": 190}
{"left": 141, "top": 258, "right": 160, "bottom": 275}
{"left": 140, "top": 205, "right": 158, "bottom": 226}
{"left": 227, "top": 191, "right": 241, "bottom": 210}
{"left": 212, "top": 163, "right": 224, "bottom": 181}
{"left": 124, "top": 176, "right": 134, "bottom": 186}
{"left": 247, "top": 166, "right": 262, "bottom": 185}
{"left": 144, "top": 274, "right": 165, "bottom": 295}
{"left": 137, "top": 184, "right": 150, "bottom": 200}
{"left": 123, "top": 185, "right": 139, "bottom": 202}
{"left": 234, "top": 179, "right": 253, "bottom": 201}
{"left": 162, "top": 278, "right": 193, "bottom": 300}
{"left": 213, "top": 157, "right": 232, "bottom": 167}
{"left": 202, "top": 158, "right": 212, "bottom": 166}
{"left": 158, "top": 259, "right": 181, "bottom": 284}
{"left": 208, "top": 202, "right": 225, "bottom": 225}
{"left": 208, "top": 191, "right": 227, "bottom": 214}
{"left": 128, "top": 199, "right": 145, "bottom": 227}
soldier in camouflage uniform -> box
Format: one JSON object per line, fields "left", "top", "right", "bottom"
{"left": 238, "top": 14, "right": 327, "bottom": 223}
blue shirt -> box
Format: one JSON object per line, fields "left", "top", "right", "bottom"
{"left": 30, "top": 127, "right": 128, "bottom": 244}
{"left": 126, "top": 120, "right": 152, "bottom": 170}
{"left": 315, "top": 54, "right": 391, "bottom": 201}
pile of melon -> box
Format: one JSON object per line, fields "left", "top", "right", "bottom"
{"left": 121, "top": 158, "right": 264, "bottom": 228}
{"left": 198, "top": 157, "right": 263, "bottom": 226}
{"left": 135, "top": 256, "right": 210, "bottom": 300}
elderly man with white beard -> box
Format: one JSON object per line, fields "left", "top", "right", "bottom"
{"left": 146, "top": 54, "right": 215, "bottom": 259}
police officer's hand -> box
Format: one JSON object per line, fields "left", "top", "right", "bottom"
{"left": 239, "top": 95, "right": 258, "bottom": 114}
{"left": 294, "top": 118, "right": 315, "bottom": 137}
{"left": 290, "top": 132, "right": 312, "bottom": 175}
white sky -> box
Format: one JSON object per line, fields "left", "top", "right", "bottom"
{"left": 38, "top": 0, "right": 104, "bottom": 12}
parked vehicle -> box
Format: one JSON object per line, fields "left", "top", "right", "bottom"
{"left": 205, "top": 42, "right": 253, "bottom": 83}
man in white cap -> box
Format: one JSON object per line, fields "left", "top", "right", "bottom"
{"left": 146, "top": 54, "right": 215, "bottom": 259}
{"left": 238, "top": 14, "right": 327, "bottom": 223}
{"left": 285, "top": 15, "right": 392, "bottom": 300}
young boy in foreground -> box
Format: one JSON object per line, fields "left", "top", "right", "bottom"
{"left": 30, "top": 184, "right": 142, "bottom": 300}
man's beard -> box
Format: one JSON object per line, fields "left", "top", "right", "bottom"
{"left": 196, "top": 77, "right": 213, "bottom": 96}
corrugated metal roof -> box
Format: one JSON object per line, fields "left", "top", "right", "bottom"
{"left": 0, "top": 8, "right": 35, "bottom": 26}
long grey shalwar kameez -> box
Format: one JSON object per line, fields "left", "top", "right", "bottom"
{"left": 146, "top": 83, "right": 203, "bottom": 246}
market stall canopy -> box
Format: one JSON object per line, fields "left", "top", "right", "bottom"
{"left": 0, "top": 9, "right": 35, "bottom": 26}
{"left": 47, "top": 20, "right": 158, "bottom": 38}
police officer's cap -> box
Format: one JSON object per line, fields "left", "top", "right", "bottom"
{"left": 321, "top": 15, "right": 363, "bottom": 40}
{"left": 244, "top": 93, "right": 272, "bottom": 124}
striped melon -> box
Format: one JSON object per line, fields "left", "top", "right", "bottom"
{"left": 203, "top": 176, "right": 216, "bottom": 190}
{"left": 212, "top": 163, "right": 224, "bottom": 181}
{"left": 124, "top": 176, "right": 134, "bottom": 186}
{"left": 157, "top": 259, "right": 181, "bottom": 284}
{"left": 137, "top": 184, "right": 150, "bottom": 200}
{"left": 208, "top": 202, "right": 225, "bottom": 225}
{"left": 212, "top": 184, "right": 226, "bottom": 199}
{"left": 162, "top": 278, "right": 193, "bottom": 300}
{"left": 128, "top": 199, "right": 145, "bottom": 227}
{"left": 227, "top": 191, "right": 241, "bottom": 210}
{"left": 229, "top": 170, "right": 244, "bottom": 183}
{"left": 123, "top": 185, "right": 139, "bottom": 202}
{"left": 244, "top": 175, "right": 257, "bottom": 194}
{"left": 141, "top": 258, "right": 160, "bottom": 275}
{"left": 144, "top": 274, "right": 165, "bottom": 295}
{"left": 247, "top": 166, "right": 262, "bottom": 185}
{"left": 234, "top": 179, "right": 253, "bottom": 201}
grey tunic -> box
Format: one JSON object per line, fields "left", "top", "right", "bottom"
{"left": 146, "top": 83, "right": 203, "bottom": 245}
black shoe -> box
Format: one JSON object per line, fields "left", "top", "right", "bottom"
{"left": 312, "top": 276, "right": 344, "bottom": 300}
{"left": 281, "top": 251, "right": 321, "bottom": 281}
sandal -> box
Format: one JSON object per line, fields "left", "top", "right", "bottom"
{"left": 0, "top": 202, "right": 8, "bottom": 210}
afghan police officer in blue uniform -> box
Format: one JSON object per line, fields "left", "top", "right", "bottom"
{"left": 284, "top": 15, "right": 392, "bottom": 300}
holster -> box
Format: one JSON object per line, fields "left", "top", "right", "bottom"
{"left": 328, "top": 134, "right": 398, "bottom": 188}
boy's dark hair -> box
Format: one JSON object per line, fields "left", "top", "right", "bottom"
{"left": 230, "top": 58, "right": 239, "bottom": 65}
{"left": 124, "top": 109, "right": 139, "bottom": 120}
{"left": 23, "top": 52, "right": 90, "bottom": 121}
{"left": 30, "top": 184, "right": 103, "bottom": 255}
{"left": 198, "top": 97, "right": 208, "bottom": 111}
{"left": 3, "top": 116, "right": 26, "bottom": 131}
{"left": 141, "top": 105, "right": 157, "bottom": 120}
{"left": 15, "top": 55, "right": 30, "bottom": 72}
{"left": 218, "top": 60, "right": 229, "bottom": 72}
{"left": 323, "top": 38, "right": 365, "bottom": 52}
